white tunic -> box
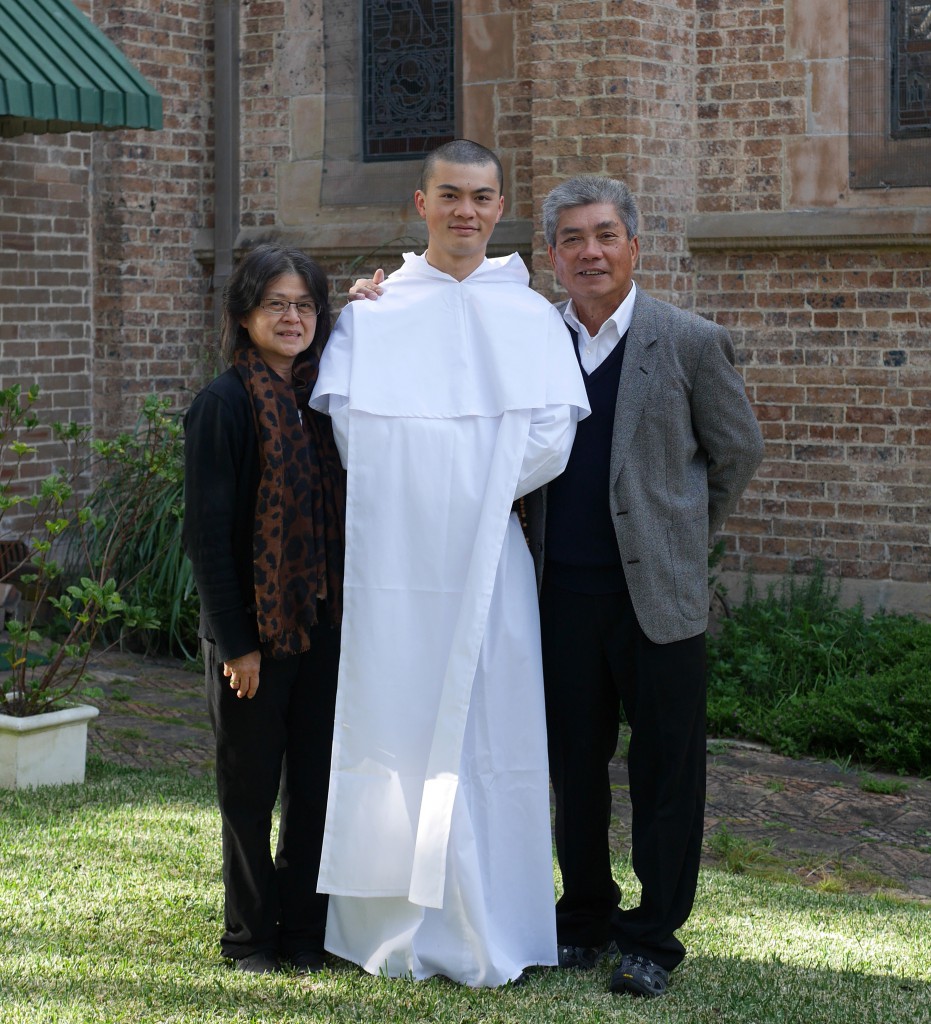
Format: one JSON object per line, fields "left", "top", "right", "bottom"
{"left": 310, "top": 252, "right": 589, "bottom": 986}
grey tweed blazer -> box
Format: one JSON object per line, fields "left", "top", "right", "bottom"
{"left": 526, "top": 289, "right": 765, "bottom": 645}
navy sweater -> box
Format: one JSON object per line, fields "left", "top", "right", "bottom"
{"left": 545, "top": 328, "right": 628, "bottom": 593}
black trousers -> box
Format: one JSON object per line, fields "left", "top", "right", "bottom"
{"left": 204, "top": 623, "right": 340, "bottom": 961}
{"left": 540, "top": 579, "right": 706, "bottom": 972}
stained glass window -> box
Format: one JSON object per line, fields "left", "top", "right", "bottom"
{"left": 892, "top": 0, "right": 931, "bottom": 137}
{"left": 362, "top": 0, "right": 456, "bottom": 162}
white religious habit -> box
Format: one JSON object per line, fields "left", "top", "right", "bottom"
{"left": 310, "top": 251, "right": 590, "bottom": 987}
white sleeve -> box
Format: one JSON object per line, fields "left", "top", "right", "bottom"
{"left": 514, "top": 403, "right": 579, "bottom": 499}
{"left": 310, "top": 306, "right": 353, "bottom": 409}
{"left": 512, "top": 307, "right": 587, "bottom": 499}
{"left": 328, "top": 399, "right": 350, "bottom": 467}
{"left": 310, "top": 305, "right": 355, "bottom": 466}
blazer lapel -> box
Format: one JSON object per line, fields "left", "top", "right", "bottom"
{"left": 610, "top": 292, "right": 658, "bottom": 487}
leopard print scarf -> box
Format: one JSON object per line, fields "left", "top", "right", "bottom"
{"left": 235, "top": 345, "right": 345, "bottom": 658}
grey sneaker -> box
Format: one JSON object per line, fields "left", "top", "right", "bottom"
{"left": 557, "top": 939, "right": 617, "bottom": 970}
{"left": 609, "top": 953, "right": 669, "bottom": 997}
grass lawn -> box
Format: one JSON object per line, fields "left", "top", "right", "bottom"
{"left": 1, "top": 761, "right": 929, "bottom": 1024}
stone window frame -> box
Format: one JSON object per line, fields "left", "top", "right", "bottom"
{"left": 849, "top": 0, "right": 931, "bottom": 188}
{"left": 321, "top": 2, "right": 461, "bottom": 205}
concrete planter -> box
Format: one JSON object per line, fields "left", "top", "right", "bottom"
{"left": 0, "top": 704, "right": 99, "bottom": 790}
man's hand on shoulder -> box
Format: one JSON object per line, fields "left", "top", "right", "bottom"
{"left": 348, "top": 268, "right": 385, "bottom": 301}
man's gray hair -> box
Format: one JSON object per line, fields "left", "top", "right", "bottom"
{"left": 541, "top": 176, "right": 639, "bottom": 247}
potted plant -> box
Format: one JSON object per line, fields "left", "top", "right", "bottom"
{"left": 0, "top": 384, "right": 165, "bottom": 789}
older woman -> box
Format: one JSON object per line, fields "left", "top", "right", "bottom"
{"left": 183, "top": 243, "right": 345, "bottom": 974}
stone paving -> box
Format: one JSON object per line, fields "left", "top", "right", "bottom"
{"left": 84, "top": 650, "right": 214, "bottom": 774}
{"left": 84, "top": 648, "right": 931, "bottom": 903}
{"left": 611, "top": 743, "right": 931, "bottom": 901}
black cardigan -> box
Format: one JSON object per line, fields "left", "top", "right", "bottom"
{"left": 182, "top": 368, "right": 262, "bottom": 663}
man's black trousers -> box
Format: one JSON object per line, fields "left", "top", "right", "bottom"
{"left": 540, "top": 579, "right": 706, "bottom": 972}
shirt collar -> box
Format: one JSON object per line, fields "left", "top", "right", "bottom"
{"left": 563, "top": 280, "right": 638, "bottom": 339}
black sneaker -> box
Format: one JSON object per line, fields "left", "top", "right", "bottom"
{"left": 286, "top": 949, "right": 326, "bottom": 975}
{"left": 557, "top": 940, "right": 617, "bottom": 970}
{"left": 609, "top": 953, "right": 669, "bottom": 997}
{"left": 234, "top": 951, "right": 281, "bottom": 974}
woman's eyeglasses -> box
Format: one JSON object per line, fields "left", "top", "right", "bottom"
{"left": 260, "top": 300, "right": 318, "bottom": 317}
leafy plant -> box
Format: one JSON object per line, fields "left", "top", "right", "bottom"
{"left": 78, "top": 395, "right": 198, "bottom": 659}
{"left": 706, "top": 823, "right": 778, "bottom": 875}
{"left": 859, "top": 774, "right": 909, "bottom": 797}
{"left": 0, "top": 385, "right": 161, "bottom": 716}
{"left": 707, "top": 563, "right": 931, "bottom": 776}
{"left": 707, "top": 538, "right": 730, "bottom": 621}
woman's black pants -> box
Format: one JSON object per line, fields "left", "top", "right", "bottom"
{"left": 204, "top": 624, "right": 340, "bottom": 961}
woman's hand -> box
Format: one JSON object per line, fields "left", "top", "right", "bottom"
{"left": 348, "top": 268, "right": 385, "bottom": 301}
{"left": 223, "top": 650, "right": 261, "bottom": 699}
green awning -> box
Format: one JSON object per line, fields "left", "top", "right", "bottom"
{"left": 0, "top": 0, "right": 162, "bottom": 138}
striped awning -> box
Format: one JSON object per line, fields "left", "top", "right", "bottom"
{"left": 0, "top": 0, "right": 162, "bottom": 138}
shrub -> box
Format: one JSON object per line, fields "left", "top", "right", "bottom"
{"left": 0, "top": 385, "right": 160, "bottom": 715}
{"left": 78, "top": 395, "right": 198, "bottom": 659}
{"left": 707, "top": 564, "right": 931, "bottom": 776}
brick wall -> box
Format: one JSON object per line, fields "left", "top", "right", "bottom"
{"left": 529, "top": 0, "right": 698, "bottom": 304}
{"left": 688, "top": 0, "right": 930, "bottom": 605}
{"left": 90, "top": 0, "right": 214, "bottom": 435}
{"left": 0, "top": 1, "right": 213, "bottom": 536}
{"left": 695, "top": 0, "right": 805, "bottom": 213}
{"left": 699, "top": 247, "right": 930, "bottom": 591}
{"left": 0, "top": 133, "right": 95, "bottom": 535}
{"left": 240, "top": 0, "right": 293, "bottom": 232}
{"left": 1, "top": 0, "right": 927, "bottom": 608}
{"left": 0, "top": 0, "right": 95, "bottom": 533}
{"left": 501, "top": 1, "right": 533, "bottom": 224}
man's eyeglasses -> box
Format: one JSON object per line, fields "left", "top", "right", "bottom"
{"left": 259, "top": 300, "right": 318, "bottom": 317}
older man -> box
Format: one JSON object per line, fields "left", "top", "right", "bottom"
{"left": 528, "top": 175, "right": 764, "bottom": 997}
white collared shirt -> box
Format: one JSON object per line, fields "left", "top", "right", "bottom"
{"left": 562, "top": 281, "right": 637, "bottom": 375}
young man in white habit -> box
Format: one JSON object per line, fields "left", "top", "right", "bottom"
{"left": 310, "top": 139, "right": 589, "bottom": 987}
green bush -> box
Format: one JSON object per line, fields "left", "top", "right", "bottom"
{"left": 707, "top": 565, "right": 931, "bottom": 776}
{"left": 0, "top": 385, "right": 160, "bottom": 715}
{"left": 78, "top": 395, "right": 199, "bottom": 660}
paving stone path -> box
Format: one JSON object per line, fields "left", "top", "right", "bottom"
{"left": 84, "top": 649, "right": 931, "bottom": 903}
